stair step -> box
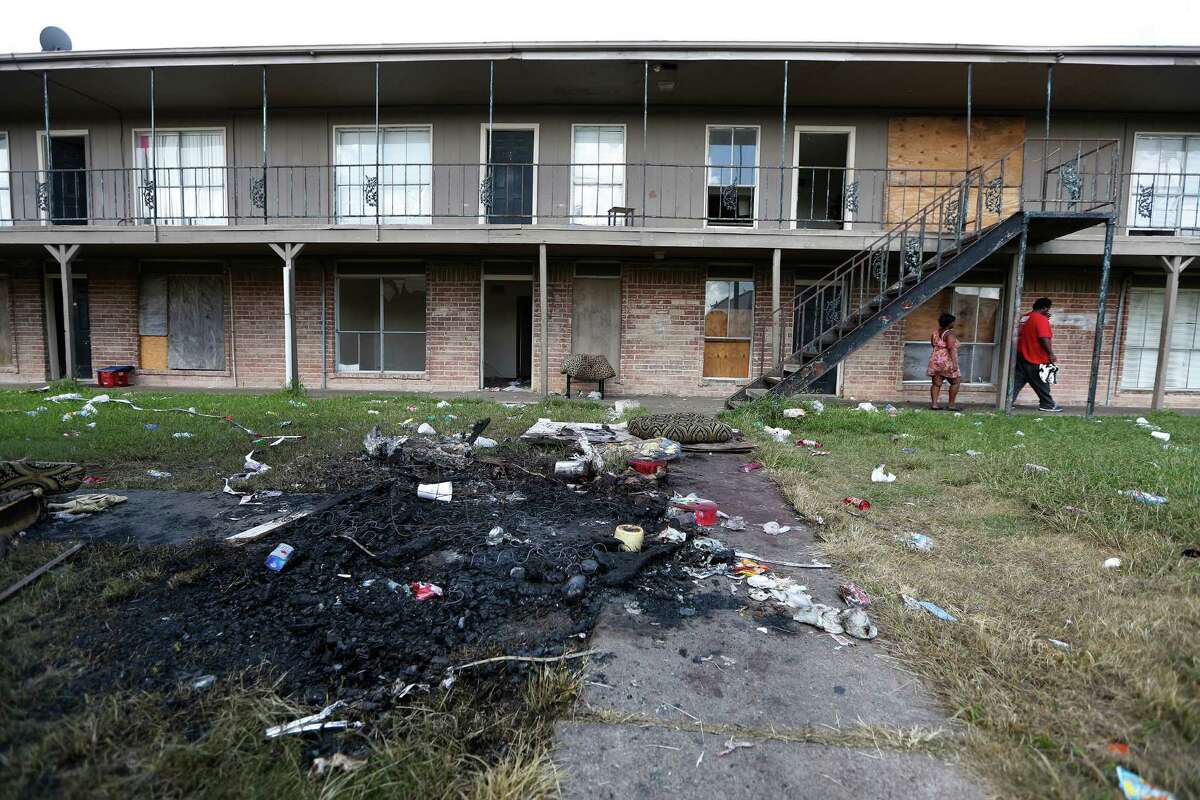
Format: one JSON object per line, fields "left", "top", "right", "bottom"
{"left": 745, "top": 388, "right": 768, "bottom": 399}
{"left": 765, "top": 375, "right": 782, "bottom": 385}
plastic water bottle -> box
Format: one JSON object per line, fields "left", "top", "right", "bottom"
{"left": 1119, "top": 490, "right": 1167, "bottom": 505}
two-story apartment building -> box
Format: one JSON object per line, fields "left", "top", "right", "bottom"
{"left": 0, "top": 41, "right": 1197, "bottom": 408}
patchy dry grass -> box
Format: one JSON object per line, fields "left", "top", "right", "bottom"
{"left": 722, "top": 399, "right": 1200, "bottom": 799}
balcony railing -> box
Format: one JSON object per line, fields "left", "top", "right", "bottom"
{"left": 0, "top": 148, "right": 1186, "bottom": 236}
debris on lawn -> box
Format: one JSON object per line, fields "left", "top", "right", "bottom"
{"left": 903, "top": 594, "right": 957, "bottom": 622}
{"left": 762, "top": 426, "right": 791, "bottom": 442}
{"left": 838, "top": 582, "right": 871, "bottom": 607}
{"left": 264, "top": 543, "right": 295, "bottom": 572}
{"left": 717, "top": 737, "right": 755, "bottom": 757}
{"left": 309, "top": 753, "right": 368, "bottom": 780}
{"left": 906, "top": 533, "right": 935, "bottom": 552}
{"left": 0, "top": 542, "right": 86, "bottom": 605}
{"left": 738, "top": 461, "right": 762, "bottom": 473}
{"left": 1150, "top": 430, "right": 1170, "bottom": 442}
{"left": 720, "top": 515, "right": 746, "bottom": 531}
{"left": 409, "top": 581, "right": 444, "bottom": 600}
{"left": 613, "top": 524, "right": 645, "bottom": 552}
{"left": 1119, "top": 490, "right": 1168, "bottom": 505}
{"left": 761, "top": 521, "right": 792, "bottom": 535}
{"left": 856, "top": 402, "right": 877, "bottom": 412}
{"left": 1024, "top": 463, "right": 1050, "bottom": 474}
{"left": 1103, "top": 557, "right": 1122, "bottom": 569}
{"left": 225, "top": 510, "right": 312, "bottom": 544}
{"left": 871, "top": 464, "right": 897, "bottom": 483}
{"left": 808, "top": 399, "right": 825, "bottom": 412}
{"left": 46, "top": 493, "right": 127, "bottom": 517}
{"left": 782, "top": 407, "right": 806, "bottom": 418}
{"left": 1115, "top": 766, "right": 1176, "bottom": 800}
{"left": 417, "top": 481, "right": 454, "bottom": 502}
{"left": 521, "top": 418, "right": 637, "bottom": 446}
{"left": 417, "top": 422, "right": 436, "bottom": 435}
{"left": 797, "top": 438, "right": 822, "bottom": 448}
{"left": 264, "top": 700, "right": 361, "bottom": 739}
{"left": 146, "top": 469, "right": 172, "bottom": 479}
{"left": 636, "top": 437, "right": 682, "bottom": 461}
{"left": 843, "top": 497, "right": 871, "bottom": 511}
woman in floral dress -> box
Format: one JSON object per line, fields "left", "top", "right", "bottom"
{"left": 927, "top": 312, "right": 961, "bottom": 410}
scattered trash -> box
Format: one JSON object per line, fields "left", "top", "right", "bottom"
{"left": 738, "top": 461, "right": 762, "bottom": 473}
{"left": 47, "top": 493, "right": 127, "bottom": 516}
{"left": 762, "top": 426, "right": 791, "bottom": 442}
{"left": 809, "top": 450, "right": 831, "bottom": 457}
{"left": 265, "top": 543, "right": 295, "bottom": 572}
{"left": 563, "top": 574, "right": 588, "bottom": 601}
{"left": 721, "top": 515, "right": 746, "bottom": 531}
{"left": 610, "top": 399, "right": 641, "bottom": 417}
{"left": 1048, "top": 639, "right": 1071, "bottom": 651}
{"left": 1107, "top": 741, "right": 1130, "bottom": 757}
{"left": 279, "top": 420, "right": 292, "bottom": 428}
{"left": 191, "top": 674, "right": 217, "bottom": 691}
{"left": 636, "top": 437, "right": 682, "bottom": 461}
{"left": 840, "top": 607, "right": 878, "bottom": 639}
{"left": 809, "top": 400, "right": 825, "bottom": 413}
{"left": 486, "top": 526, "right": 506, "bottom": 546}
{"left": 586, "top": 391, "right": 603, "bottom": 400}
{"left": 81, "top": 476, "right": 106, "bottom": 486}
{"left": 436, "top": 400, "right": 450, "bottom": 408}
{"left": 172, "top": 432, "right": 194, "bottom": 439}
{"left": 309, "top": 753, "right": 368, "bottom": 780}
{"left": 716, "top": 736, "right": 755, "bottom": 757}
{"left": 417, "top": 482, "right": 453, "bottom": 502}
{"left": 842, "top": 497, "right": 871, "bottom": 511}
{"left": 1115, "top": 766, "right": 1176, "bottom": 800}
{"left": 623, "top": 600, "right": 643, "bottom": 616}
{"left": 473, "top": 436, "right": 498, "bottom": 449}
{"left": 782, "top": 407, "right": 806, "bottom": 418}
{"left": 761, "top": 521, "right": 792, "bottom": 535}
{"left": 1103, "top": 557, "right": 1122, "bottom": 569}
{"left": 410, "top": 582, "right": 444, "bottom": 601}
{"left": 838, "top": 583, "right": 871, "bottom": 607}
{"left": 692, "top": 537, "right": 731, "bottom": 557}
{"left": 146, "top": 469, "right": 172, "bottom": 479}
{"left": 1150, "top": 430, "right": 1170, "bottom": 442}
{"left": 367, "top": 409, "right": 380, "bottom": 416}
{"left": 225, "top": 510, "right": 311, "bottom": 545}
{"left": 1015, "top": 430, "right": 1025, "bottom": 436}
{"left": 628, "top": 458, "right": 665, "bottom": 476}
{"left": 143, "top": 423, "right": 160, "bottom": 431}
{"left": 417, "top": 422, "right": 436, "bottom": 435}
{"left": 856, "top": 402, "right": 877, "bottom": 412}
{"left": 673, "top": 497, "right": 718, "bottom": 526}
{"left": 883, "top": 403, "right": 898, "bottom": 414}
{"left": 871, "top": 464, "right": 897, "bottom": 483}
{"left": 964, "top": 450, "right": 983, "bottom": 457}
{"left": 1024, "top": 463, "right": 1050, "bottom": 474}
{"left": 792, "top": 603, "right": 878, "bottom": 640}
{"left": 264, "top": 700, "right": 360, "bottom": 738}
{"left": 47, "top": 392, "right": 84, "bottom": 403}
{"left": 656, "top": 526, "right": 686, "bottom": 544}
{"left": 906, "top": 533, "right": 935, "bottom": 552}
{"left": 903, "top": 594, "right": 957, "bottom": 622}
{"left": 613, "top": 524, "right": 645, "bottom": 552}
{"left": 1119, "top": 490, "right": 1168, "bottom": 505}
{"left": 522, "top": 418, "right": 637, "bottom": 446}
{"left": 554, "top": 459, "right": 590, "bottom": 479}
{"left": 1183, "top": 548, "right": 1200, "bottom": 559}
{"left": 797, "top": 438, "right": 822, "bottom": 448}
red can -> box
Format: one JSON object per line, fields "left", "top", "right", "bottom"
{"left": 842, "top": 497, "right": 871, "bottom": 511}
{"left": 628, "top": 458, "right": 665, "bottom": 476}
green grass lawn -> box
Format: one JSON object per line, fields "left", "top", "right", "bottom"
{"left": 0, "top": 386, "right": 617, "bottom": 491}
{"left": 723, "top": 399, "right": 1199, "bottom": 800}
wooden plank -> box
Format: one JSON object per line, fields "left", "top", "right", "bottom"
{"left": 139, "top": 335, "right": 168, "bottom": 370}
{"left": 572, "top": 277, "right": 622, "bottom": 378}
{"left": 703, "top": 340, "right": 750, "bottom": 379}
{"left": 168, "top": 275, "right": 225, "bottom": 370}
{"left": 138, "top": 274, "right": 168, "bottom": 335}
{"left": 0, "top": 542, "right": 85, "bottom": 605}
{"left": 225, "top": 510, "right": 311, "bottom": 545}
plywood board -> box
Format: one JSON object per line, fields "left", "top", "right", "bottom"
{"left": 886, "top": 117, "right": 1024, "bottom": 224}
{"left": 703, "top": 340, "right": 750, "bottom": 379}
{"left": 168, "top": 275, "right": 225, "bottom": 370}
{"left": 572, "top": 277, "right": 622, "bottom": 378}
{"left": 139, "top": 335, "right": 168, "bottom": 370}
{"left": 138, "top": 274, "right": 168, "bottom": 335}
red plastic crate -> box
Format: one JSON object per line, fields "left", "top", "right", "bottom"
{"left": 97, "top": 366, "right": 133, "bottom": 387}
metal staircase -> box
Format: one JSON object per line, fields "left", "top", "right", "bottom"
{"left": 727, "top": 138, "right": 1121, "bottom": 408}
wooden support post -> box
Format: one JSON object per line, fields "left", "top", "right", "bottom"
{"left": 539, "top": 244, "right": 549, "bottom": 399}
{"left": 771, "top": 249, "right": 782, "bottom": 363}
{"left": 996, "top": 251, "right": 1020, "bottom": 409}
{"left": 43, "top": 244, "right": 80, "bottom": 380}
{"left": 269, "top": 243, "right": 305, "bottom": 390}
{"left": 1152, "top": 255, "right": 1195, "bottom": 410}
{"left": 1004, "top": 223, "right": 1028, "bottom": 412}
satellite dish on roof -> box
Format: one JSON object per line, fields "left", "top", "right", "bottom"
{"left": 39, "top": 26, "right": 73, "bottom": 52}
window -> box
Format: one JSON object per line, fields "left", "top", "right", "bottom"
{"left": 571, "top": 125, "right": 625, "bottom": 224}
{"left": 703, "top": 277, "right": 754, "bottom": 378}
{"left": 335, "top": 127, "right": 432, "bottom": 224}
{"left": 706, "top": 126, "right": 758, "bottom": 227}
{"left": 134, "top": 130, "right": 226, "bottom": 225}
{"left": 1129, "top": 134, "right": 1200, "bottom": 234}
{"left": 0, "top": 133, "right": 10, "bottom": 225}
{"left": 1122, "top": 288, "right": 1200, "bottom": 390}
{"left": 336, "top": 270, "right": 427, "bottom": 372}
{"left": 902, "top": 285, "right": 1002, "bottom": 384}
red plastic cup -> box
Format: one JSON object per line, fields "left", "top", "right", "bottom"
{"left": 691, "top": 500, "right": 718, "bottom": 526}
{"left": 629, "top": 458, "right": 665, "bottom": 475}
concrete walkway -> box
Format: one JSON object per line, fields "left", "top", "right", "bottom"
{"left": 552, "top": 454, "right": 985, "bottom": 799}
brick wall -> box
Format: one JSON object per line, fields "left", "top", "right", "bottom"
{"left": 88, "top": 261, "right": 138, "bottom": 377}
{"left": 0, "top": 261, "right": 49, "bottom": 384}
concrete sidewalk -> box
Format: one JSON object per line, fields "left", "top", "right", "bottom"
{"left": 551, "top": 454, "right": 985, "bottom": 799}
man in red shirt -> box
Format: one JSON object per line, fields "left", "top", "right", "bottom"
{"left": 1012, "top": 297, "right": 1063, "bottom": 412}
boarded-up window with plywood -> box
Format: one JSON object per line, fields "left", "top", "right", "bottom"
{"left": 886, "top": 117, "right": 1024, "bottom": 224}
{"left": 138, "top": 271, "right": 224, "bottom": 370}
{"left": 703, "top": 278, "right": 754, "bottom": 378}
{"left": 0, "top": 278, "right": 14, "bottom": 370}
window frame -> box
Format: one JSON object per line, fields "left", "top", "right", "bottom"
{"left": 703, "top": 124, "right": 761, "bottom": 230}
{"left": 331, "top": 123, "right": 435, "bottom": 225}
{"left": 0, "top": 131, "right": 11, "bottom": 225}
{"left": 901, "top": 283, "right": 1004, "bottom": 386}
{"left": 131, "top": 127, "right": 229, "bottom": 226}
{"left": 478, "top": 123, "right": 540, "bottom": 225}
{"left": 569, "top": 123, "right": 627, "bottom": 225}
{"left": 702, "top": 274, "right": 756, "bottom": 380}
{"left": 334, "top": 264, "right": 428, "bottom": 374}
{"left": 789, "top": 125, "right": 856, "bottom": 231}
{"left": 1120, "top": 286, "right": 1200, "bottom": 391}
{"left": 1127, "top": 131, "right": 1200, "bottom": 234}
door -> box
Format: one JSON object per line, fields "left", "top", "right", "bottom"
{"left": 167, "top": 275, "right": 225, "bottom": 370}
{"left": 793, "top": 129, "right": 853, "bottom": 230}
{"left": 51, "top": 277, "right": 92, "bottom": 379}
{"left": 485, "top": 129, "right": 535, "bottom": 224}
{"left": 793, "top": 283, "right": 842, "bottom": 395}
{"left": 572, "top": 276, "right": 621, "bottom": 378}
{"left": 46, "top": 136, "right": 88, "bottom": 225}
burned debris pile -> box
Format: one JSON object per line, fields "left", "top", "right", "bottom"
{"left": 75, "top": 421, "right": 685, "bottom": 706}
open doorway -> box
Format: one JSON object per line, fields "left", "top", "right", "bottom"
{"left": 46, "top": 275, "right": 92, "bottom": 379}
{"left": 792, "top": 127, "right": 854, "bottom": 230}
{"left": 482, "top": 278, "right": 533, "bottom": 388}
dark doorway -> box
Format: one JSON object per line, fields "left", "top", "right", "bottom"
{"left": 485, "top": 129, "right": 535, "bottom": 224}
{"left": 793, "top": 283, "right": 841, "bottom": 395}
{"left": 794, "top": 131, "right": 851, "bottom": 230}
{"left": 50, "top": 277, "right": 92, "bottom": 379}
{"left": 482, "top": 279, "right": 533, "bottom": 388}
{"left": 45, "top": 136, "right": 89, "bottom": 225}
